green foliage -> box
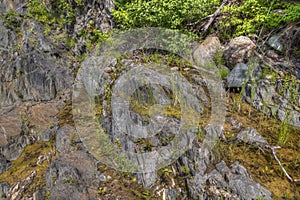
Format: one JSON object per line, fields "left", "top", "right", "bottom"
{"left": 282, "top": 2, "right": 300, "bottom": 23}
{"left": 213, "top": 49, "right": 226, "bottom": 66}
{"left": 112, "top": 0, "right": 221, "bottom": 31}
{"left": 51, "top": 0, "right": 81, "bottom": 24}
{"left": 278, "top": 75, "right": 300, "bottom": 107}
{"left": 219, "top": 68, "right": 230, "bottom": 80}
{"left": 97, "top": 187, "right": 107, "bottom": 195}
{"left": 180, "top": 165, "right": 190, "bottom": 175}
{"left": 113, "top": 0, "right": 299, "bottom": 39}
{"left": 220, "top": 0, "right": 300, "bottom": 38}
{"left": 27, "top": 0, "right": 53, "bottom": 24}
{"left": 3, "top": 8, "right": 22, "bottom": 29}
{"left": 278, "top": 114, "right": 290, "bottom": 145}
{"left": 27, "top": 0, "right": 83, "bottom": 25}
{"left": 90, "top": 29, "right": 111, "bottom": 44}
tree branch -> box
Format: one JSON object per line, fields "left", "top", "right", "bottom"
{"left": 202, "top": 0, "right": 228, "bottom": 34}
{"left": 264, "top": 145, "right": 299, "bottom": 183}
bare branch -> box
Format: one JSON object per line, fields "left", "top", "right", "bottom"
{"left": 264, "top": 145, "right": 296, "bottom": 182}
{"left": 202, "top": 0, "right": 228, "bottom": 34}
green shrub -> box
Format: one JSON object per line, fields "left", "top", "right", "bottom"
{"left": 27, "top": 0, "right": 53, "bottom": 24}
{"left": 27, "top": 0, "right": 83, "bottom": 25}
{"left": 219, "top": 0, "right": 300, "bottom": 38}
{"left": 112, "top": 0, "right": 221, "bottom": 31}
{"left": 113, "top": 0, "right": 300, "bottom": 40}
{"left": 3, "top": 8, "right": 22, "bottom": 29}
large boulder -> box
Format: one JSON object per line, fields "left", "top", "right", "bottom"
{"left": 223, "top": 36, "right": 256, "bottom": 69}
{"left": 243, "top": 80, "right": 300, "bottom": 127}
{"left": 56, "top": 125, "right": 82, "bottom": 153}
{"left": 46, "top": 151, "right": 100, "bottom": 200}
{"left": 0, "top": 20, "right": 73, "bottom": 108}
{"left": 192, "top": 36, "right": 222, "bottom": 67}
{"left": 188, "top": 161, "right": 272, "bottom": 200}
{"left": 226, "top": 63, "right": 248, "bottom": 88}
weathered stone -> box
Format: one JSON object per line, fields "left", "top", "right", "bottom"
{"left": 1, "top": 0, "right": 26, "bottom": 11}
{"left": 29, "top": 102, "right": 59, "bottom": 135}
{"left": 230, "top": 118, "right": 243, "bottom": 129}
{"left": 7, "top": 171, "right": 36, "bottom": 200}
{"left": 0, "top": 135, "right": 29, "bottom": 161}
{"left": 0, "top": 154, "right": 11, "bottom": 174}
{"left": 49, "top": 183, "right": 90, "bottom": 200}
{"left": 223, "top": 36, "right": 256, "bottom": 69}
{"left": 228, "top": 161, "right": 272, "bottom": 200}
{"left": 0, "top": 106, "right": 26, "bottom": 146}
{"left": 46, "top": 151, "right": 100, "bottom": 200}
{"left": 226, "top": 63, "right": 248, "bottom": 88}
{"left": 243, "top": 81, "right": 300, "bottom": 127}
{"left": 192, "top": 36, "right": 222, "bottom": 67}
{"left": 187, "top": 160, "right": 272, "bottom": 200}
{"left": 38, "top": 125, "right": 57, "bottom": 142}
{"left": 56, "top": 125, "right": 79, "bottom": 153}
{"left": 0, "top": 182, "right": 10, "bottom": 199}
{"left": 236, "top": 127, "right": 268, "bottom": 145}
{"left": 32, "top": 190, "right": 45, "bottom": 200}
{"left": 268, "top": 35, "right": 283, "bottom": 52}
{"left": 0, "top": 20, "right": 73, "bottom": 108}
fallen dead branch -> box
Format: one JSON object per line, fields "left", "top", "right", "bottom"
{"left": 202, "top": 0, "right": 228, "bottom": 34}
{"left": 264, "top": 145, "right": 300, "bottom": 183}
{"left": 221, "top": 131, "right": 300, "bottom": 183}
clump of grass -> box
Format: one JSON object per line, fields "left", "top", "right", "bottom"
{"left": 277, "top": 112, "right": 291, "bottom": 145}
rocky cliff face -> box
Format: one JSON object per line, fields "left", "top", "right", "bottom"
{"left": 0, "top": 0, "right": 299, "bottom": 199}
{"left": 0, "top": 0, "right": 115, "bottom": 199}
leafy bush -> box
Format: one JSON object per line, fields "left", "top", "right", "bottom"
{"left": 3, "top": 9, "right": 22, "bottom": 29}
{"left": 112, "top": 0, "right": 221, "bottom": 31}
{"left": 27, "top": 0, "right": 84, "bottom": 25}
{"left": 27, "top": 0, "right": 53, "bottom": 24}
{"left": 113, "top": 0, "right": 300, "bottom": 40}
{"left": 219, "top": 0, "right": 300, "bottom": 38}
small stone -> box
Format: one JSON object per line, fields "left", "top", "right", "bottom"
{"left": 33, "top": 190, "right": 45, "bottom": 200}
{"left": 236, "top": 127, "right": 268, "bottom": 144}
{"left": 268, "top": 35, "right": 283, "bottom": 52}
{"left": 231, "top": 118, "right": 242, "bottom": 129}
{"left": 265, "top": 74, "right": 273, "bottom": 80}
{"left": 226, "top": 63, "right": 248, "bottom": 88}
{"left": 36, "top": 154, "right": 47, "bottom": 165}
{"left": 99, "top": 174, "right": 107, "bottom": 182}
{"left": 266, "top": 50, "right": 279, "bottom": 60}
{"left": 104, "top": 67, "right": 113, "bottom": 73}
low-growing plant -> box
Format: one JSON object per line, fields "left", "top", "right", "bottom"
{"left": 112, "top": 0, "right": 220, "bottom": 32}
{"left": 3, "top": 8, "right": 22, "bottom": 29}
{"left": 219, "top": 0, "right": 300, "bottom": 38}
{"left": 278, "top": 112, "right": 290, "bottom": 145}
{"left": 219, "top": 68, "right": 230, "bottom": 80}
{"left": 27, "top": 0, "right": 53, "bottom": 24}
